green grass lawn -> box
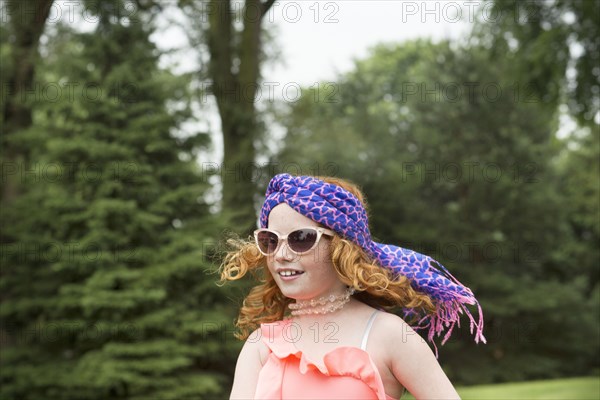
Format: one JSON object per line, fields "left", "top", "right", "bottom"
{"left": 402, "top": 376, "right": 600, "bottom": 400}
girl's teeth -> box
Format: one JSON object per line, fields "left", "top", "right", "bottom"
{"left": 280, "top": 271, "right": 302, "bottom": 276}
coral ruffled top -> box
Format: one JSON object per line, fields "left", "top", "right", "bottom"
{"left": 254, "top": 315, "right": 397, "bottom": 400}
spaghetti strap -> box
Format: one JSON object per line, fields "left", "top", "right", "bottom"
{"left": 360, "top": 310, "right": 379, "bottom": 351}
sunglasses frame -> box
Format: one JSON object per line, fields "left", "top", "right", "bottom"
{"left": 253, "top": 227, "right": 335, "bottom": 256}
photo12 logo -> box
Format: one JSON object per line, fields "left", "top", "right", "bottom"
{"left": 198, "top": 1, "right": 341, "bottom": 24}
{"left": 0, "top": 0, "right": 140, "bottom": 25}
{"left": 399, "top": 162, "right": 539, "bottom": 184}
{"left": 198, "top": 81, "right": 339, "bottom": 104}
{"left": 1, "top": 81, "right": 139, "bottom": 105}
{"left": 0, "top": 241, "right": 139, "bottom": 265}
{"left": 200, "top": 162, "right": 339, "bottom": 183}
{"left": 398, "top": 1, "right": 546, "bottom": 24}
{"left": 1, "top": 322, "right": 139, "bottom": 345}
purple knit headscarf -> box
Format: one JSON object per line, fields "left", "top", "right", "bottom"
{"left": 259, "top": 173, "right": 486, "bottom": 352}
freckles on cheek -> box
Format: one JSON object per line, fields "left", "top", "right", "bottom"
{"left": 308, "top": 244, "right": 332, "bottom": 265}
{"left": 264, "top": 259, "right": 275, "bottom": 275}
{"left": 268, "top": 259, "right": 277, "bottom": 270}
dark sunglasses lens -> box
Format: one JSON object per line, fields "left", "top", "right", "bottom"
{"left": 288, "top": 229, "right": 318, "bottom": 253}
{"left": 256, "top": 231, "right": 279, "bottom": 254}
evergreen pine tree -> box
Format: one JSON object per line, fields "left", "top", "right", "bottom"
{"left": 1, "top": 2, "right": 236, "bottom": 398}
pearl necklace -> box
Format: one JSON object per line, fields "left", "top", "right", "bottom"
{"left": 288, "top": 287, "right": 356, "bottom": 316}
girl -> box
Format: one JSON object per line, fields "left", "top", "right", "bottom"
{"left": 220, "top": 174, "right": 485, "bottom": 399}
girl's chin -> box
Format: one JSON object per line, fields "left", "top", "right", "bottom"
{"left": 281, "top": 290, "right": 324, "bottom": 302}
{"left": 279, "top": 288, "right": 309, "bottom": 300}
{"left": 280, "top": 289, "right": 301, "bottom": 298}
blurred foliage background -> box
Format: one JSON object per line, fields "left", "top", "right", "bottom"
{"left": 0, "top": 0, "right": 598, "bottom": 399}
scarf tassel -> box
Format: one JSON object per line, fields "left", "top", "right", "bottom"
{"left": 400, "top": 257, "right": 486, "bottom": 358}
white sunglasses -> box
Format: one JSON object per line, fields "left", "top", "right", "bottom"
{"left": 253, "top": 227, "right": 335, "bottom": 256}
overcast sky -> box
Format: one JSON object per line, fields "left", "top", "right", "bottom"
{"left": 154, "top": 1, "right": 474, "bottom": 84}
{"left": 262, "top": 0, "right": 472, "bottom": 85}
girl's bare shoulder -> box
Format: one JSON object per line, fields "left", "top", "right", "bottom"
{"left": 369, "top": 311, "right": 427, "bottom": 354}
{"left": 243, "top": 326, "right": 271, "bottom": 366}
